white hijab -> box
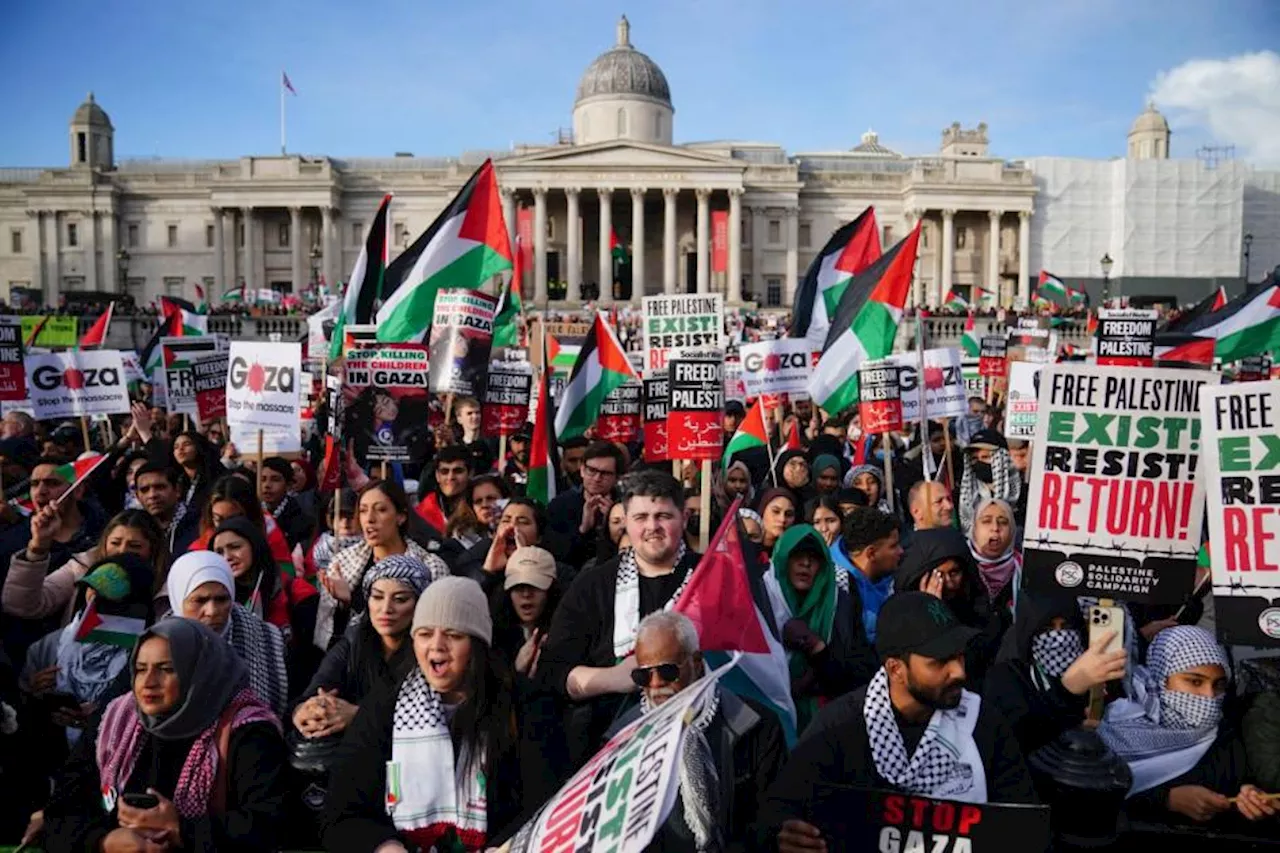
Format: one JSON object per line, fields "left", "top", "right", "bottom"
{"left": 165, "top": 551, "right": 236, "bottom": 638}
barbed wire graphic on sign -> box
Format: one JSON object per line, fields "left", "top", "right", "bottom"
{"left": 1030, "top": 536, "right": 1192, "bottom": 561}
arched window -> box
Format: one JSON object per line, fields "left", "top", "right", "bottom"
{"left": 617, "top": 108, "right": 627, "bottom": 136}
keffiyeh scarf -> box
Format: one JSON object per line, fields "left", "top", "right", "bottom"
{"left": 315, "top": 540, "right": 447, "bottom": 650}
{"left": 863, "top": 668, "right": 987, "bottom": 803}
{"left": 640, "top": 682, "right": 723, "bottom": 853}
{"left": 1031, "top": 629, "right": 1084, "bottom": 682}
{"left": 1098, "top": 626, "right": 1229, "bottom": 795}
{"left": 226, "top": 605, "right": 290, "bottom": 718}
{"left": 387, "top": 669, "right": 487, "bottom": 851}
{"left": 613, "top": 543, "right": 691, "bottom": 661}
{"left": 958, "top": 450, "right": 1020, "bottom": 533}
{"left": 967, "top": 539, "right": 1022, "bottom": 603}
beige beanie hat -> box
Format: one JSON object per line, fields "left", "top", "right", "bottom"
{"left": 411, "top": 576, "right": 492, "bottom": 645}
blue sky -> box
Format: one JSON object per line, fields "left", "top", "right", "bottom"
{"left": 2, "top": 0, "right": 1277, "bottom": 166}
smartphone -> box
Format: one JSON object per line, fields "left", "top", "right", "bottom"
{"left": 40, "top": 691, "right": 81, "bottom": 712}
{"left": 1088, "top": 605, "right": 1126, "bottom": 656}
{"left": 122, "top": 793, "right": 159, "bottom": 810}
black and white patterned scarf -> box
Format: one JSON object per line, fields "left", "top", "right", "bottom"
{"left": 640, "top": 681, "right": 723, "bottom": 853}
{"left": 1031, "top": 629, "right": 1084, "bottom": 681}
{"left": 226, "top": 604, "right": 290, "bottom": 718}
{"left": 958, "top": 450, "right": 1020, "bottom": 533}
{"left": 613, "top": 542, "right": 691, "bottom": 660}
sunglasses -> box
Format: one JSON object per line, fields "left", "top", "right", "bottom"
{"left": 629, "top": 662, "right": 681, "bottom": 688}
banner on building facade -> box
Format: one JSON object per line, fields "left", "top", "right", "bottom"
{"left": 642, "top": 294, "right": 724, "bottom": 372}
{"left": 428, "top": 289, "right": 497, "bottom": 397}
{"left": 712, "top": 210, "right": 728, "bottom": 273}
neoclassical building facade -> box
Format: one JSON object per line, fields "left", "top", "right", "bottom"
{"left": 1, "top": 17, "right": 1275, "bottom": 311}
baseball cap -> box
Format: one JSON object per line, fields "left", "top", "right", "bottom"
{"left": 875, "top": 592, "right": 978, "bottom": 661}
{"left": 504, "top": 546, "right": 557, "bottom": 591}
{"left": 966, "top": 429, "right": 1007, "bottom": 451}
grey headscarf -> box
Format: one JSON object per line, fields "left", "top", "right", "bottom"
{"left": 131, "top": 618, "right": 248, "bottom": 741}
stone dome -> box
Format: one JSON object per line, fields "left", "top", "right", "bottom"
{"left": 1129, "top": 102, "right": 1169, "bottom": 136}
{"left": 575, "top": 16, "right": 671, "bottom": 107}
{"left": 72, "top": 92, "right": 113, "bottom": 129}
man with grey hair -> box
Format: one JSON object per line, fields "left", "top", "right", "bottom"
{"left": 607, "top": 610, "right": 787, "bottom": 853}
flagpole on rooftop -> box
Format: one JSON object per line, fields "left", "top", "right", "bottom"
{"left": 280, "top": 71, "right": 287, "bottom": 155}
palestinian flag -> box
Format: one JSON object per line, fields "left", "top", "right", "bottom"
{"left": 610, "top": 227, "right": 627, "bottom": 261}
{"left": 1165, "top": 286, "right": 1228, "bottom": 332}
{"left": 77, "top": 302, "right": 114, "bottom": 349}
{"left": 527, "top": 337, "right": 560, "bottom": 506}
{"left": 808, "top": 222, "right": 922, "bottom": 415}
{"left": 1176, "top": 281, "right": 1280, "bottom": 363}
{"left": 330, "top": 194, "right": 392, "bottom": 361}
{"left": 492, "top": 265, "right": 523, "bottom": 349}
{"left": 24, "top": 314, "right": 51, "bottom": 348}
{"left": 1037, "top": 271, "right": 1068, "bottom": 300}
{"left": 221, "top": 284, "right": 247, "bottom": 303}
{"left": 159, "top": 297, "right": 207, "bottom": 336}
{"left": 1154, "top": 332, "right": 1215, "bottom": 366}
{"left": 961, "top": 312, "right": 980, "bottom": 357}
{"left": 54, "top": 453, "right": 110, "bottom": 489}
{"left": 943, "top": 289, "right": 968, "bottom": 312}
{"left": 74, "top": 598, "right": 145, "bottom": 649}
{"left": 1068, "top": 287, "right": 1089, "bottom": 306}
{"left": 791, "top": 207, "right": 881, "bottom": 347}
{"left": 193, "top": 283, "right": 208, "bottom": 314}
{"left": 377, "top": 160, "right": 512, "bottom": 343}
{"left": 784, "top": 419, "right": 802, "bottom": 451}
{"left": 554, "top": 312, "right": 638, "bottom": 440}
{"left": 723, "top": 398, "right": 768, "bottom": 469}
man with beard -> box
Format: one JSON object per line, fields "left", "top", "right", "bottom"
{"left": 503, "top": 426, "right": 531, "bottom": 490}
{"left": 758, "top": 592, "right": 1035, "bottom": 853}
{"left": 538, "top": 469, "right": 700, "bottom": 772}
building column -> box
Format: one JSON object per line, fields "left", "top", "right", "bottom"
{"left": 1017, "top": 210, "right": 1031, "bottom": 310}
{"left": 212, "top": 207, "right": 226, "bottom": 294}
{"left": 224, "top": 209, "right": 238, "bottom": 287}
{"left": 28, "top": 211, "right": 44, "bottom": 294}
{"left": 533, "top": 187, "right": 548, "bottom": 304}
{"left": 987, "top": 209, "right": 1003, "bottom": 300}
{"left": 103, "top": 213, "right": 116, "bottom": 292}
{"left": 85, "top": 211, "right": 98, "bottom": 291}
{"left": 565, "top": 187, "right": 581, "bottom": 302}
{"left": 750, "top": 205, "right": 765, "bottom": 302}
{"left": 598, "top": 187, "right": 613, "bottom": 304}
{"left": 727, "top": 189, "right": 743, "bottom": 304}
{"left": 695, "top": 188, "right": 710, "bottom": 294}
{"left": 243, "top": 207, "right": 256, "bottom": 293}
{"left": 290, "top": 206, "right": 304, "bottom": 291}
{"left": 49, "top": 211, "right": 61, "bottom": 303}
{"left": 630, "top": 187, "right": 646, "bottom": 304}
{"left": 500, "top": 187, "right": 517, "bottom": 252}
{"left": 321, "top": 206, "right": 335, "bottom": 290}
{"left": 939, "top": 209, "right": 955, "bottom": 308}
{"left": 662, "top": 187, "right": 678, "bottom": 294}
{"left": 904, "top": 209, "right": 923, "bottom": 309}
{"left": 784, "top": 207, "right": 799, "bottom": 304}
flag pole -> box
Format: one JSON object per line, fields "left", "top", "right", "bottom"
{"left": 280, "top": 72, "right": 286, "bottom": 155}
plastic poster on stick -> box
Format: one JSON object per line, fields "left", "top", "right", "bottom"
{"left": 225, "top": 342, "right": 302, "bottom": 433}
{"left": 25, "top": 349, "right": 131, "bottom": 420}
{"left": 858, "top": 360, "right": 903, "bottom": 434}
{"left": 642, "top": 294, "right": 724, "bottom": 372}
{"left": 667, "top": 354, "right": 723, "bottom": 461}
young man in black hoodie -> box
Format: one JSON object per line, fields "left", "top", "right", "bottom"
{"left": 757, "top": 592, "right": 1036, "bottom": 853}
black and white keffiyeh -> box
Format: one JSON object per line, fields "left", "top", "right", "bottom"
{"left": 613, "top": 542, "right": 691, "bottom": 660}
{"left": 640, "top": 681, "right": 723, "bottom": 853}
{"left": 958, "top": 450, "right": 1020, "bottom": 533}
{"left": 1031, "top": 629, "right": 1084, "bottom": 680}
{"left": 361, "top": 554, "right": 431, "bottom": 599}
{"left": 226, "top": 604, "right": 290, "bottom": 718}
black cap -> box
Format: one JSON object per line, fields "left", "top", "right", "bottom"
{"left": 966, "top": 429, "right": 1007, "bottom": 451}
{"left": 724, "top": 400, "right": 746, "bottom": 417}
{"left": 875, "top": 592, "right": 978, "bottom": 661}
{"left": 511, "top": 425, "right": 532, "bottom": 441}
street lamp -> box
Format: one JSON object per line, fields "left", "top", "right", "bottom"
{"left": 116, "top": 248, "right": 130, "bottom": 295}
{"left": 1099, "top": 253, "right": 1114, "bottom": 304}
{"left": 1244, "top": 233, "right": 1254, "bottom": 283}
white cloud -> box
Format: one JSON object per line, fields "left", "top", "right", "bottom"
{"left": 1151, "top": 51, "right": 1280, "bottom": 167}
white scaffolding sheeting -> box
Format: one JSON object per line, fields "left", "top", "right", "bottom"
{"left": 1028, "top": 157, "right": 1247, "bottom": 278}
{"left": 1244, "top": 169, "right": 1280, "bottom": 280}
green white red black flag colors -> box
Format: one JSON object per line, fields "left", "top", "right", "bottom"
{"left": 527, "top": 335, "right": 560, "bottom": 507}
{"left": 553, "top": 311, "right": 638, "bottom": 441}
{"left": 329, "top": 193, "right": 392, "bottom": 361}
{"left": 790, "top": 207, "right": 881, "bottom": 348}
{"left": 1174, "top": 281, "right": 1280, "bottom": 363}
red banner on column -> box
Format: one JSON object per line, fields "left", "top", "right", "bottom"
{"left": 517, "top": 207, "right": 535, "bottom": 298}
{"left": 711, "top": 210, "right": 728, "bottom": 274}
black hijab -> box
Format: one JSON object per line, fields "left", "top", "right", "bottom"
{"left": 131, "top": 618, "right": 248, "bottom": 740}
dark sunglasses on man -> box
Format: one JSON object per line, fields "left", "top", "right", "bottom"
{"left": 630, "top": 662, "right": 681, "bottom": 688}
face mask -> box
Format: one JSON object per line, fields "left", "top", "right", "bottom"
{"left": 971, "top": 461, "right": 994, "bottom": 483}
{"left": 1031, "top": 629, "right": 1084, "bottom": 678}
{"left": 847, "top": 426, "right": 863, "bottom": 442}
{"left": 1160, "top": 689, "right": 1223, "bottom": 730}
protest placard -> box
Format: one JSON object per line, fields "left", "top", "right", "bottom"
{"left": 667, "top": 356, "right": 723, "bottom": 461}
{"left": 888, "top": 347, "right": 968, "bottom": 423}
{"left": 1005, "top": 361, "right": 1043, "bottom": 439}
{"left": 193, "top": 354, "right": 229, "bottom": 422}
{"left": 428, "top": 289, "right": 497, "bottom": 396}
{"left": 740, "top": 338, "right": 810, "bottom": 398}
{"left": 723, "top": 360, "right": 746, "bottom": 402}
{"left": 1096, "top": 308, "right": 1156, "bottom": 367}
{"left": 961, "top": 359, "right": 985, "bottom": 401}
{"left": 1199, "top": 380, "right": 1280, "bottom": 646}
{"left": 643, "top": 373, "right": 669, "bottom": 462}
{"left": 343, "top": 343, "right": 433, "bottom": 463}
{"left": 482, "top": 360, "right": 532, "bottom": 437}
{"left": 0, "top": 321, "right": 25, "bottom": 402}
{"left": 979, "top": 335, "right": 1008, "bottom": 377}
{"left": 1236, "top": 354, "right": 1273, "bottom": 383}
{"left": 26, "top": 350, "right": 131, "bottom": 420}
{"left": 17, "top": 315, "right": 77, "bottom": 348}
{"left": 642, "top": 294, "right": 723, "bottom": 372}
{"left": 597, "top": 379, "right": 641, "bottom": 442}
{"left": 1007, "top": 319, "right": 1055, "bottom": 364}
{"left": 225, "top": 342, "right": 302, "bottom": 432}
{"left": 164, "top": 362, "right": 197, "bottom": 415}
{"left": 858, "top": 360, "right": 903, "bottom": 434}
{"left": 1023, "top": 364, "right": 1217, "bottom": 603}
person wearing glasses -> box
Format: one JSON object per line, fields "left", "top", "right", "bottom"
{"left": 414, "top": 446, "right": 472, "bottom": 537}
{"left": 544, "top": 441, "right": 626, "bottom": 567}
{"left": 607, "top": 611, "right": 787, "bottom": 853}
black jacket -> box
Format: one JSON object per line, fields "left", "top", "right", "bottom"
{"left": 544, "top": 487, "right": 598, "bottom": 567}
{"left": 755, "top": 684, "right": 1037, "bottom": 848}
{"left": 299, "top": 621, "right": 414, "bottom": 708}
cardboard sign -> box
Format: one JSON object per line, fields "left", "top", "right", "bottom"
{"left": 225, "top": 342, "right": 302, "bottom": 432}
{"left": 193, "top": 354, "right": 229, "bottom": 422}
{"left": 17, "top": 315, "right": 77, "bottom": 348}
{"left": 343, "top": 344, "right": 433, "bottom": 463}
{"left": 667, "top": 356, "right": 723, "bottom": 461}
{"left": 978, "top": 335, "right": 1008, "bottom": 378}
{"left": 858, "top": 360, "right": 903, "bottom": 434}
{"left": 889, "top": 347, "right": 968, "bottom": 424}
{"left": 740, "top": 338, "right": 810, "bottom": 398}
{"left": 643, "top": 373, "right": 669, "bottom": 462}
{"left": 482, "top": 360, "right": 532, "bottom": 437}
{"left": 1007, "top": 319, "right": 1056, "bottom": 364}
{"left": 1023, "top": 364, "right": 1217, "bottom": 604}
{"left": 723, "top": 360, "right": 746, "bottom": 403}
{"left": 164, "top": 363, "right": 197, "bottom": 415}
{"left": 0, "top": 321, "right": 26, "bottom": 402}
{"left": 1096, "top": 308, "right": 1156, "bottom": 367}
{"left": 1005, "top": 361, "right": 1044, "bottom": 439}
{"left": 642, "top": 294, "right": 723, "bottom": 372}
{"left": 25, "top": 350, "right": 131, "bottom": 420}
{"left": 1236, "top": 355, "right": 1273, "bottom": 383}
{"left": 1199, "top": 381, "right": 1280, "bottom": 647}
{"left": 428, "top": 289, "right": 497, "bottom": 396}
{"left": 597, "top": 379, "right": 641, "bottom": 442}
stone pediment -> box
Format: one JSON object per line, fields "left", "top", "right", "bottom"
{"left": 500, "top": 141, "right": 738, "bottom": 170}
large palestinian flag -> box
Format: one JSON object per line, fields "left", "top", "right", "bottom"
{"left": 1163, "top": 285, "right": 1227, "bottom": 332}
{"left": 527, "top": 336, "right": 560, "bottom": 507}
{"left": 492, "top": 257, "right": 523, "bottom": 349}
{"left": 1154, "top": 332, "right": 1216, "bottom": 366}
{"left": 791, "top": 207, "right": 881, "bottom": 348}
{"left": 1173, "top": 281, "right": 1280, "bottom": 363}
{"left": 808, "top": 222, "right": 922, "bottom": 415}
{"left": 330, "top": 193, "right": 392, "bottom": 360}
{"left": 554, "top": 312, "right": 638, "bottom": 440}
{"left": 159, "top": 297, "right": 207, "bottom": 336}
{"left": 1037, "top": 271, "right": 1068, "bottom": 300}
{"left": 376, "top": 160, "right": 512, "bottom": 342}
{"left": 77, "top": 302, "right": 114, "bottom": 349}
